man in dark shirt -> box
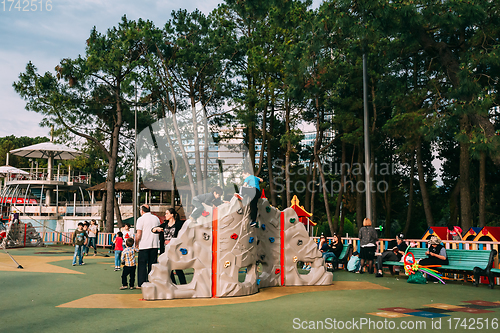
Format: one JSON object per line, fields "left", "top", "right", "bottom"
{"left": 375, "top": 233, "right": 408, "bottom": 277}
{"left": 189, "top": 186, "right": 224, "bottom": 223}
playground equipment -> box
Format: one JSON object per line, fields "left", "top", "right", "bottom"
{"left": 422, "top": 227, "right": 449, "bottom": 241}
{"left": 141, "top": 195, "right": 332, "bottom": 300}
{"left": 473, "top": 227, "right": 500, "bottom": 242}
{"left": 463, "top": 227, "right": 483, "bottom": 241}
{"left": 0, "top": 212, "right": 44, "bottom": 248}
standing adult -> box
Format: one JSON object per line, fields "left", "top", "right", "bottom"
{"left": 358, "top": 218, "right": 378, "bottom": 274}
{"left": 152, "top": 208, "right": 186, "bottom": 284}
{"left": 375, "top": 233, "right": 407, "bottom": 277}
{"left": 87, "top": 220, "right": 99, "bottom": 256}
{"left": 135, "top": 204, "right": 160, "bottom": 288}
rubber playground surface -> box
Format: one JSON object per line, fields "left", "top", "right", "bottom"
{"left": 1, "top": 245, "right": 500, "bottom": 332}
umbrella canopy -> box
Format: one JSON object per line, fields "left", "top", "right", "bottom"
{"left": 9, "top": 142, "right": 82, "bottom": 160}
{"left": 0, "top": 165, "right": 29, "bottom": 176}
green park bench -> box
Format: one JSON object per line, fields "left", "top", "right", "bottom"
{"left": 325, "top": 243, "right": 352, "bottom": 272}
{"left": 383, "top": 247, "right": 496, "bottom": 287}
{"left": 487, "top": 256, "right": 500, "bottom": 289}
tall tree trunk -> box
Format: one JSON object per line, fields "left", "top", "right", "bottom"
{"left": 190, "top": 92, "right": 203, "bottom": 195}
{"left": 333, "top": 141, "right": 346, "bottom": 233}
{"left": 100, "top": 191, "right": 106, "bottom": 229}
{"left": 255, "top": 95, "right": 268, "bottom": 177}
{"left": 267, "top": 101, "right": 277, "bottom": 206}
{"left": 459, "top": 115, "right": 472, "bottom": 232}
{"left": 416, "top": 137, "right": 434, "bottom": 227}
{"left": 339, "top": 200, "right": 346, "bottom": 236}
{"left": 479, "top": 150, "right": 486, "bottom": 227}
{"left": 384, "top": 176, "right": 392, "bottom": 237}
{"left": 304, "top": 157, "right": 314, "bottom": 212}
{"left": 370, "top": 145, "right": 377, "bottom": 227}
{"left": 310, "top": 162, "right": 317, "bottom": 216}
{"left": 313, "top": 103, "right": 333, "bottom": 235}
{"left": 403, "top": 152, "right": 415, "bottom": 236}
{"left": 356, "top": 146, "right": 364, "bottom": 232}
{"left": 105, "top": 94, "right": 122, "bottom": 232}
{"left": 171, "top": 110, "right": 196, "bottom": 197}
{"left": 285, "top": 99, "right": 292, "bottom": 206}
{"left": 114, "top": 195, "right": 123, "bottom": 228}
{"left": 449, "top": 181, "right": 460, "bottom": 226}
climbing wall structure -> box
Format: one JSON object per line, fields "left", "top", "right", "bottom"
{"left": 141, "top": 195, "right": 332, "bottom": 300}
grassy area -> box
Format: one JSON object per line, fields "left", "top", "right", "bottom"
{"left": 1, "top": 245, "right": 499, "bottom": 332}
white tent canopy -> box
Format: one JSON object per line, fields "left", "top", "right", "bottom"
{"left": 9, "top": 142, "right": 83, "bottom": 160}
{"left": 0, "top": 166, "right": 29, "bottom": 176}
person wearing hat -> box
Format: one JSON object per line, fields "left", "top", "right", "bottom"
{"left": 375, "top": 233, "right": 408, "bottom": 277}
{"left": 419, "top": 235, "right": 448, "bottom": 266}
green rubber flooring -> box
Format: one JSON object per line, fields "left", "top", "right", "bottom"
{"left": 1, "top": 245, "right": 499, "bottom": 332}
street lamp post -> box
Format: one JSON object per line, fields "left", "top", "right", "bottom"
{"left": 363, "top": 53, "right": 372, "bottom": 221}
{"left": 133, "top": 82, "right": 138, "bottom": 226}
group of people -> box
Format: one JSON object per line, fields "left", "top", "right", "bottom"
{"left": 70, "top": 168, "right": 263, "bottom": 290}
{"left": 342, "top": 217, "right": 449, "bottom": 283}
{"left": 71, "top": 219, "right": 99, "bottom": 266}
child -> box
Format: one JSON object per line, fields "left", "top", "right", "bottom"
{"left": 120, "top": 238, "right": 138, "bottom": 289}
{"left": 113, "top": 231, "right": 124, "bottom": 271}
{"left": 347, "top": 251, "right": 361, "bottom": 273}
{"left": 82, "top": 222, "right": 89, "bottom": 256}
{"left": 234, "top": 170, "right": 263, "bottom": 227}
{"left": 72, "top": 222, "right": 88, "bottom": 266}
{"left": 190, "top": 186, "right": 225, "bottom": 223}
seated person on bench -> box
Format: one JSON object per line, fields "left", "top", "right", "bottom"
{"left": 323, "top": 233, "right": 343, "bottom": 269}
{"left": 419, "top": 235, "right": 448, "bottom": 282}
{"left": 375, "top": 233, "right": 407, "bottom": 277}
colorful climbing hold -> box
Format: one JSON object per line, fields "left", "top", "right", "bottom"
{"left": 249, "top": 237, "right": 254, "bottom": 243}
{"left": 224, "top": 261, "right": 231, "bottom": 268}
{"left": 203, "top": 233, "right": 210, "bottom": 241}
{"left": 261, "top": 224, "right": 266, "bottom": 231}
{"left": 269, "top": 237, "right": 275, "bottom": 243}
{"left": 290, "top": 218, "right": 296, "bottom": 223}
{"left": 293, "top": 256, "right": 298, "bottom": 263}
{"left": 297, "top": 240, "right": 303, "bottom": 246}
{"left": 275, "top": 268, "right": 280, "bottom": 275}
{"left": 180, "top": 248, "right": 188, "bottom": 255}
{"left": 265, "top": 206, "right": 271, "bottom": 213}
{"left": 201, "top": 211, "right": 210, "bottom": 217}
{"left": 257, "top": 279, "right": 261, "bottom": 285}
{"left": 231, "top": 233, "right": 238, "bottom": 240}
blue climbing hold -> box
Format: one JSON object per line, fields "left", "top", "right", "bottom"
{"left": 261, "top": 224, "right": 266, "bottom": 231}
{"left": 269, "top": 237, "right": 275, "bottom": 243}
{"left": 249, "top": 237, "right": 254, "bottom": 243}
{"left": 257, "top": 279, "right": 261, "bottom": 285}
{"left": 180, "top": 248, "right": 188, "bottom": 255}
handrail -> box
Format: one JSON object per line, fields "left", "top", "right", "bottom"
{"left": 3, "top": 168, "right": 91, "bottom": 184}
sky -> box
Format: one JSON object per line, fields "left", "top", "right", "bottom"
{"left": 0, "top": 0, "right": 322, "bottom": 139}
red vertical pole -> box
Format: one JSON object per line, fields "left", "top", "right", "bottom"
{"left": 24, "top": 223, "right": 27, "bottom": 247}
{"left": 211, "top": 208, "right": 218, "bottom": 298}
{"left": 280, "top": 212, "right": 285, "bottom": 286}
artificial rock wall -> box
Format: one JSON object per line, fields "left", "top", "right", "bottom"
{"left": 141, "top": 196, "right": 332, "bottom": 300}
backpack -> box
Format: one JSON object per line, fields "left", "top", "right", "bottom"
{"left": 347, "top": 256, "right": 360, "bottom": 272}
